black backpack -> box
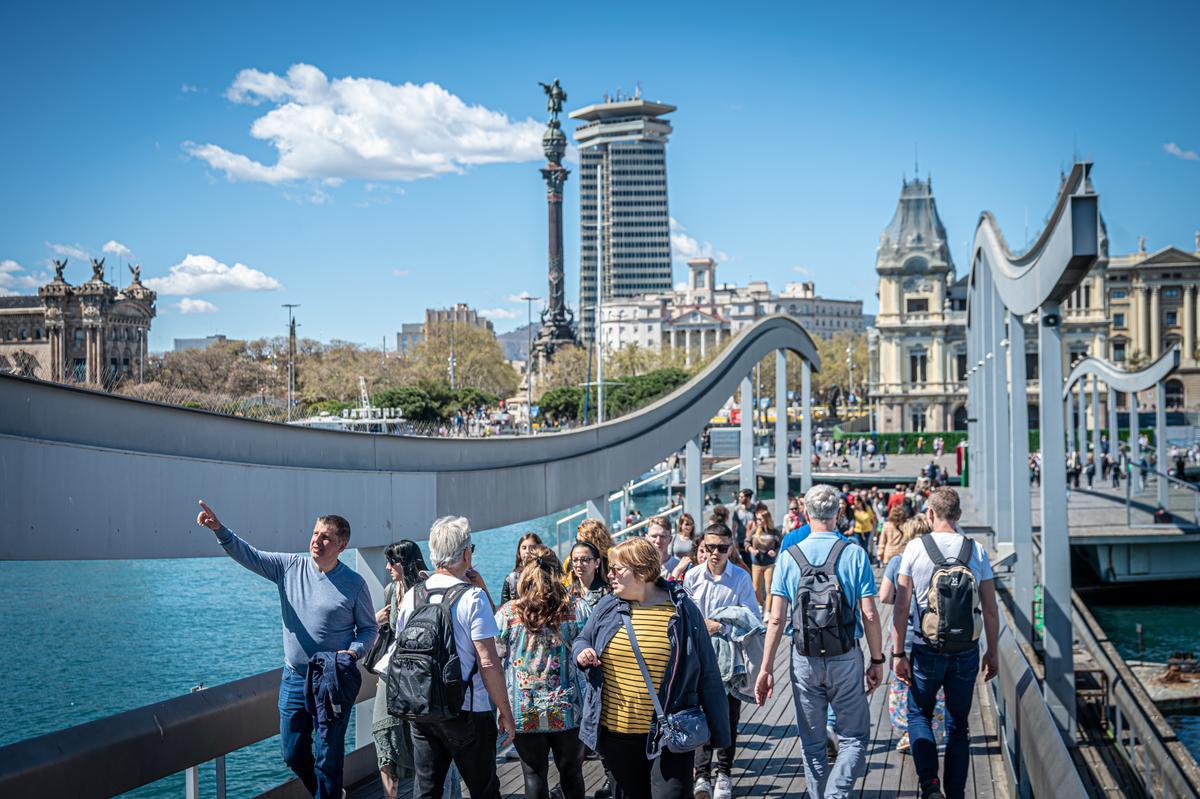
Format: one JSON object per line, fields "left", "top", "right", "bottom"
{"left": 787, "top": 539, "right": 857, "bottom": 657}
{"left": 386, "top": 583, "right": 476, "bottom": 723}
{"left": 917, "top": 535, "right": 982, "bottom": 653}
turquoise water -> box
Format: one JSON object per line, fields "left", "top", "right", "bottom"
{"left": 0, "top": 487, "right": 687, "bottom": 798}
{"left": 1090, "top": 601, "right": 1200, "bottom": 763}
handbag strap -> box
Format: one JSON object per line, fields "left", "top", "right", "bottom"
{"left": 622, "top": 612, "right": 667, "bottom": 723}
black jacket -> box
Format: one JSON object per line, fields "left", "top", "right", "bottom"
{"left": 304, "top": 651, "right": 362, "bottom": 731}
{"left": 571, "top": 578, "right": 731, "bottom": 751}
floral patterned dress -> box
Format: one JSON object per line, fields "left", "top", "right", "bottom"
{"left": 496, "top": 599, "right": 591, "bottom": 733}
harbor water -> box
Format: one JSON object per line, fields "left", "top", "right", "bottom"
{"left": 0, "top": 486, "right": 697, "bottom": 798}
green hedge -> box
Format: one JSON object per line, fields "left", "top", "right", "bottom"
{"left": 833, "top": 427, "right": 1156, "bottom": 453}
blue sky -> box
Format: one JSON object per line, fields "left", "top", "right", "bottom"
{"left": 1, "top": 1, "right": 1197, "bottom": 351}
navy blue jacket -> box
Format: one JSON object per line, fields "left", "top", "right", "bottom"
{"left": 571, "top": 578, "right": 731, "bottom": 751}
{"left": 304, "top": 651, "right": 362, "bottom": 731}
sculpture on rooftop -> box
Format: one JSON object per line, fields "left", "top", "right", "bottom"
{"left": 539, "top": 79, "right": 567, "bottom": 124}
{"left": 129, "top": 263, "right": 142, "bottom": 284}
{"left": 52, "top": 259, "right": 67, "bottom": 282}
{"left": 90, "top": 258, "right": 106, "bottom": 282}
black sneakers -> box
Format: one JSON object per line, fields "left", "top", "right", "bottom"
{"left": 920, "top": 780, "right": 946, "bottom": 799}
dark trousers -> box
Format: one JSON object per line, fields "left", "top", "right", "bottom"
{"left": 598, "top": 727, "right": 694, "bottom": 799}
{"left": 907, "top": 645, "right": 980, "bottom": 799}
{"left": 694, "top": 697, "right": 741, "bottom": 778}
{"left": 412, "top": 712, "right": 500, "bottom": 799}
{"left": 278, "top": 667, "right": 351, "bottom": 799}
{"left": 513, "top": 729, "right": 586, "bottom": 799}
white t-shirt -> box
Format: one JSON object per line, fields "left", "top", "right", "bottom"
{"left": 394, "top": 573, "right": 498, "bottom": 712}
{"left": 898, "top": 532, "right": 994, "bottom": 641}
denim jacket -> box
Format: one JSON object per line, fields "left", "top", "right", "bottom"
{"left": 571, "top": 578, "right": 731, "bottom": 751}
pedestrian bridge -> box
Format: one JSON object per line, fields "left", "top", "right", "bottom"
{"left": 1, "top": 164, "right": 1196, "bottom": 798}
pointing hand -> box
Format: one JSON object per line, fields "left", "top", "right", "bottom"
{"left": 196, "top": 500, "right": 222, "bottom": 532}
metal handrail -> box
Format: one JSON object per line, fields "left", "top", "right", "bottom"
{"left": 553, "top": 469, "right": 673, "bottom": 531}
{"left": 613, "top": 504, "right": 684, "bottom": 542}
{"left": 1124, "top": 463, "right": 1200, "bottom": 527}
{"left": 0, "top": 667, "right": 378, "bottom": 798}
{"left": 1072, "top": 592, "right": 1200, "bottom": 797}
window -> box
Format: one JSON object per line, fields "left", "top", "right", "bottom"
{"left": 1113, "top": 342, "right": 1126, "bottom": 362}
{"left": 74, "top": 328, "right": 84, "bottom": 345}
{"left": 1111, "top": 289, "right": 1127, "bottom": 299}
{"left": 1165, "top": 288, "right": 1181, "bottom": 298}
{"left": 956, "top": 353, "right": 968, "bottom": 381}
{"left": 1166, "top": 311, "right": 1178, "bottom": 326}
{"left": 1166, "top": 379, "right": 1185, "bottom": 409}
{"left": 1026, "top": 352, "right": 1039, "bottom": 380}
{"left": 909, "top": 351, "right": 928, "bottom": 384}
{"left": 1114, "top": 313, "right": 1126, "bottom": 328}
{"left": 906, "top": 298, "right": 929, "bottom": 314}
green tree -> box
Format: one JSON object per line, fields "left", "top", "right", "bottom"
{"left": 413, "top": 321, "right": 519, "bottom": 398}
{"left": 539, "top": 386, "right": 583, "bottom": 423}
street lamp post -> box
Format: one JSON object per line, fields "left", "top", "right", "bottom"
{"left": 518, "top": 293, "right": 542, "bottom": 434}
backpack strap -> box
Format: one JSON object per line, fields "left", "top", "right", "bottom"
{"left": 920, "top": 534, "right": 947, "bottom": 567}
{"left": 952, "top": 536, "right": 973, "bottom": 566}
{"left": 786, "top": 544, "right": 812, "bottom": 570}
{"left": 820, "top": 539, "right": 851, "bottom": 576}
{"left": 440, "top": 582, "right": 480, "bottom": 709}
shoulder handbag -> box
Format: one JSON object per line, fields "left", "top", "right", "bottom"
{"left": 622, "top": 613, "right": 710, "bottom": 758}
{"left": 365, "top": 583, "right": 398, "bottom": 675}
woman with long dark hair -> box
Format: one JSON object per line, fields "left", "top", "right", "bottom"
{"left": 568, "top": 540, "right": 609, "bottom": 607}
{"left": 502, "top": 532, "right": 544, "bottom": 606}
{"left": 496, "top": 545, "right": 591, "bottom": 799}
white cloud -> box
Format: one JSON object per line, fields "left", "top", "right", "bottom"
{"left": 674, "top": 281, "right": 689, "bottom": 291}
{"left": 102, "top": 240, "right": 134, "bottom": 259}
{"left": 181, "top": 83, "right": 200, "bottom": 94}
{"left": 46, "top": 241, "right": 90, "bottom": 261}
{"left": 507, "top": 293, "right": 543, "bottom": 303}
{"left": 479, "top": 307, "right": 520, "bottom": 320}
{"left": 669, "top": 217, "right": 729, "bottom": 263}
{"left": 176, "top": 298, "right": 219, "bottom": 314}
{"left": 1164, "top": 142, "right": 1199, "bottom": 161}
{"left": 144, "top": 254, "right": 283, "bottom": 295}
{"left": 186, "top": 63, "right": 544, "bottom": 185}
{"left": 392, "top": 269, "right": 411, "bottom": 277}
{"left": 792, "top": 265, "right": 813, "bottom": 277}
{"left": 0, "top": 259, "right": 44, "bottom": 296}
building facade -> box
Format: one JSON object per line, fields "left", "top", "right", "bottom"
{"left": 174, "top": 334, "right": 228, "bottom": 352}
{"left": 0, "top": 258, "right": 155, "bottom": 383}
{"left": 599, "top": 257, "right": 863, "bottom": 362}
{"left": 395, "top": 304, "right": 496, "bottom": 356}
{"left": 867, "top": 174, "right": 1114, "bottom": 433}
{"left": 570, "top": 95, "right": 675, "bottom": 346}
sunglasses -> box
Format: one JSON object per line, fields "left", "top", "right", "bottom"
{"left": 571, "top": 556, "right": 596, "bottom": 565}
{"left": 704, "top": 543, "right": 732, "bottom": 554}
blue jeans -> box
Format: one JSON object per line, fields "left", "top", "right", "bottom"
{"left": 907, "top": 645, "right": 979, "bottom": 799}
{"left": 279, "top": 666, "right": 352, "bottom": 799}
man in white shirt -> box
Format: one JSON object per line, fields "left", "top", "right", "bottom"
{"left": 684, "top": 523, "right": 760, "bottom": 799}
{"left": 393, "top": 516, "right": 516, "bottom": 799}
{"left": 891, "top": 488, "right": 1000, "bottom": 799}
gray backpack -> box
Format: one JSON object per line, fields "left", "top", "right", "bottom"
{"left": 787, "top": 539, "right": 857, "bottom": 657}
{"left": 918, "top": 535, "right": 982, "bottom": 653}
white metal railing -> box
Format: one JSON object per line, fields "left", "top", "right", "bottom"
{"left": 1124, "top": 465, "right": 1200, "bottom": 527}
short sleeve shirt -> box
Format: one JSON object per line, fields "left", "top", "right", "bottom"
{"left": 898, "top": 532, "right": 994, "bottom": 641}
{"left": 395, "top": 572, "right": 498, "bottom": 712}
{"left": 770, "top": 531, "right": 877, "bottom": 639}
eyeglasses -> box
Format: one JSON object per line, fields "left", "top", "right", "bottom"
{"left": 607, "top": 563, "right": 631, "bottom": 576}
{"left": 704, "top": 543, "right": 731, "bottom": 554}
{"left": 571, "top": 556, "right": 596, "bottom": 566}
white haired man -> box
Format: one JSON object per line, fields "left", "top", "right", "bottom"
{"left": 393, "top": 516, "right": 516, "bottom": 799}
{"left": 754, "top": 484, "right": 883, "bottom": 799}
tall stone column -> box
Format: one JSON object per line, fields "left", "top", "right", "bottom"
{"left": 1135, "top": 285, "right": 1149, "bottom": 356}
{"left": 1150, "top": 286, "right": 1162, "bottom": 360}
{"left": 1185, "top": 285, "right": 1196, "bottom": 364}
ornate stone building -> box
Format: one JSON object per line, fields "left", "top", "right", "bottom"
{"left": 0, "top": 258, "right": 155, "bottom": 383}
{"left": 599, "top": 257, "right": 863, "bottom": 362}
{"left": 867, "top": 173, "right": 1115, "bottom": 433}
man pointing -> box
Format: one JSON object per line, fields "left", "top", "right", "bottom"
{"left": 197, "top": 500, "right": 377, "bottom": 799}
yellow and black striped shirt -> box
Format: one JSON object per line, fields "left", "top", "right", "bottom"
{"left": 600, "top": 602, "right": 675, "bottom": 734}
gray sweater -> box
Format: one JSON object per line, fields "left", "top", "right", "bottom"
{"left": 215, "top": 526, "right": 377, "bottom": 672}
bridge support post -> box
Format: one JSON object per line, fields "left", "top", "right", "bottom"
{"left": 991, "top": 277, "right": 1012, "bottom": 546}
{"left": 1078, "top": 386, "right": 1087, "bottom": 462}
{"left": 741, "top": 376, "right": 754, "bottom": 495}
{"left": 1008, "top": 310, "right": 1034, "bottom": 642}
{"left": 800, "top": 360, "right": 812, "bottom": 492}
{"left": 1157, "top": 380, "right": 1168, "bottom": 509}
{"left": 1066, "top": 393, "right": 1076, "bottom": 457}
{"left": 1108, "top": 387, "right": 1118, "bottom": 469}
{"left": 356, "top": 545, "right": 390, "bottom": 749}
{"left": 1036, "top": 300, "right": 1075, "bottom": 738}
{"left": 686, "top": 434, "right": 703, "bottom": 528}
{"left": 586, "top": 494, "right": 609, "bottom": 525}
{"left": 775, "top": 350, "right": 789, "bottom": 524}
{"left": 1091, "top": 376, "right": 1101, "bottom": 468}
{"left": 980, "top": 277, "right": 994, "bottom": 528}
{"left": 1130, "top": 392, "right": 1141, "bottom": 491}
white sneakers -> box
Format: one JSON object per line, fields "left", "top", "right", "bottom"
{"left": 694, "top": 775, "right": 713, "bottom": 799}
{"left": 714, "top": 772, "right": 733, "bottom": 799}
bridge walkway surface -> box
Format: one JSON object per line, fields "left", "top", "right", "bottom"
{"left": 346, "top": 601, "right": 1009, "bottom": 799}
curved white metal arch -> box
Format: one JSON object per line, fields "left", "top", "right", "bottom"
{"left": 1062, "top": 345, "right": 1179, "bottom": 396}
{"left": 0, "top": 315, "right": 818, "bottom": 560}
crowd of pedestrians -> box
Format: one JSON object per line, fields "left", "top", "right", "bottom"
{"left": 197, "top": 474, "right": 997, "bottom": 799}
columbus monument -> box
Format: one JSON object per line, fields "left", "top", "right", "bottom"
{"left": 531, "top": 78, "right": 578, "bottom": 371}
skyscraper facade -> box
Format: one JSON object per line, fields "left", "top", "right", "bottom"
{"left": 570, "top": 95, "right": 675, "bottom": 345}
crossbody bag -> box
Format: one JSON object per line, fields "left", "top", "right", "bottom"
{"left": 622, "top": 614, "right": 710, "bottom": 758}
